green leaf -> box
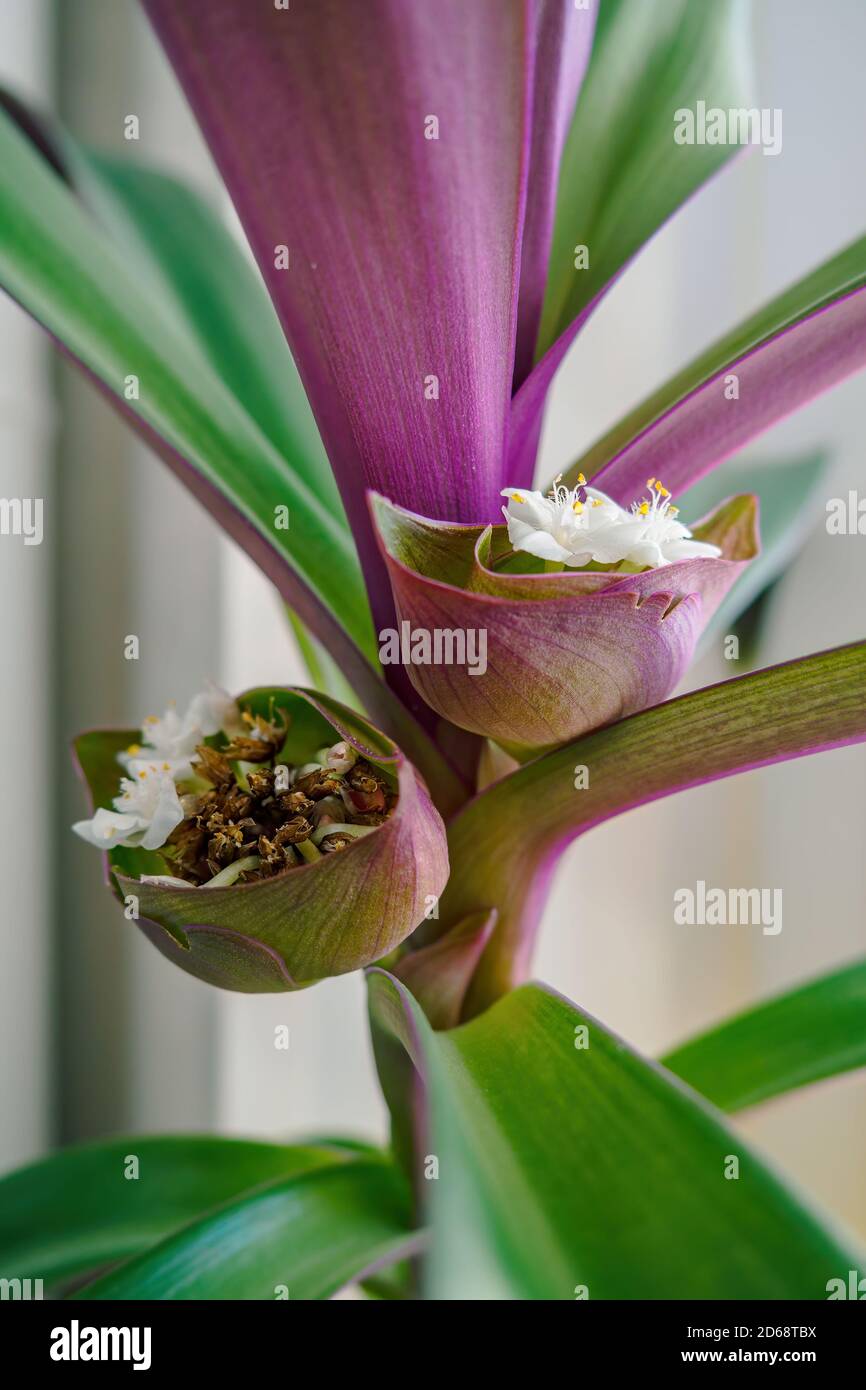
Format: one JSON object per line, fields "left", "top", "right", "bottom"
{"left": 436, "top": 643, "right": 866, "bottom": 1009}
{"left": 369, "top": 973, "right": 866, "bottom": 1299}
{"left": 0, "top": 97, "right": 474, "bottom": 805}
{"left": 663, "top": 957, "right": 866, "bottom": 1111}
{"left": 0, "top": 107, "right": 375, "bottom": 662}
{"left": 537, "top": 0, "right": 752, "bottom": 357}
{"left": 63, "top": 142, "right": 344, "bottom": 517}
{"left": 75, "top": 1157, "right": 419, "bottom": 1301}
{"left": 679, "top": 452, "right": 829, "bottom": 656}
{"left": 0, "top": 1135, "right": 343, "bottom": 1286}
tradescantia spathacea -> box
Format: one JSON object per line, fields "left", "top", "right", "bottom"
{"left": 1, "top": 0, "right": 866, "bottom": 1301}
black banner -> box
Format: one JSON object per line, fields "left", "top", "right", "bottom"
{"left": 1, "top": 1297, "right": 863, "bottom": 1373}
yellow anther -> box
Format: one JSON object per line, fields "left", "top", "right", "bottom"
{"left": 126, "top": 743, "right": 141, "bottom": 755}
{"left": 572, "top": 499, "right": 584, "bottom": 513}
{"left": 638, "top": 501, "right": 650, "bottom": 516}
{"left": 592, "top": 498, "right": 604, "bottom": 507}
{"left": 576, "top": 472, "right": 586, "bottom": 485}
{"left": 511, "top": 492, "right": 526, "bottom": 503}
{"left": 647, "top": 478, "right": 656, "bottom": 489}
{"left": 138, "top": 769, "right": 147, "bottom": 779}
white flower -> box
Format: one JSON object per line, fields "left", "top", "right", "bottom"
{"left": 183, "top": 681, "right": 243, "bottom": 739}
{"left": 73, "top": 765, "right": 185, "bottom": 852}
{"left": 617, "top": 480, "right": 722, "bottom": 568}
{"left": 76, "top": 683, "right": 242, "bottom": 858}
{"left": 501, "top": 476, "right": 624, "bottom": 567}
{"left": 119, "top": 681, "right": 241, "bottom": 779}
{"left": 72, "top": 807, "right": 151, "bottom": 852}
{"left": 325, "top": 741, "right": 358, "bottom": 774}
{"left": 501, "top": 476, "right": 721, "bottom": 570}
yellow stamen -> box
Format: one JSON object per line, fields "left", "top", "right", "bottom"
{"left": 638, "top": 501, "right": 650, "bottom": 516}
{"left": 647, "top": 478, "right": 656, "bottom": 489}
{"left": 126, "top": 743, "right": 141, "bottom": 756}
{"left": 138, "top": 770, "right": 147, "bottom": 779}
{"left": 576, "top": 472, "right": 586, "bottom": 485}
{"left": 592, "top": 498, "right": 604, "bottom": 507}
{"left": 511, "top": 492, "right": 526, "bottom": 504}
{"left": 572, "top": 499, "right": 584, "bottom": 513}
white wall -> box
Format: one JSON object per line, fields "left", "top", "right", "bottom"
{"left": 0, "top": 0, "right": 51, "bottom": 1169}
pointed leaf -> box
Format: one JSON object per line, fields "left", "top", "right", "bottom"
{"left": 369, "top": 973, "right": 864, "bottom": 1299}
{"left": 510, "top": 0, "right": 752, "bottom": 480}
{"left": 76, "top": 1157, "right": 419, "bottom": 1301}
{"left": 74, "top": 689, "right": 448, "bottom": 992}
{"left": 0, "top": 1136, "right": 343, "bottom": 1286}
{"left": 663, "top": 957, "right": 866, "bottom": 1111}
{"left": 566, "top": 234, "right": 866, "bottom": 502}
{"left": 0, "top": 108, "right": 377, "bottom": 663}
{"left": 539, "top": 0, "right": 751, "bottom": 356}
{"left": 63, "top": 140, "right": 344, "bottom": 516}
{"left": 436, "top": 642, "right": 866, "bottom": 1008}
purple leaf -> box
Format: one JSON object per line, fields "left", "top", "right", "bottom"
{"left": 144, "top": 0, "right": 538, "bottom": 624}
{"left": 571, "top": 236, "right": 866, "bottom": 502}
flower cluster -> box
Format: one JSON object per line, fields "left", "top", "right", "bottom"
{"left": 72, "top": 685, "right": 397, "bottom": 887}
{"left": 501, "top": 476, "right": 722, "bottom": 570}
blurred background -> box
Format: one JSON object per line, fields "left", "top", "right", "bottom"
{"left": 1, "top": 0, "right": 864, "bottom": 1243}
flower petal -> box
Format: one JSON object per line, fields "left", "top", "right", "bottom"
{"left": 73, "top": 690, "right": 449, "bottom": 993}
{"left": 371, "top": 492, "right": 757, "bottom": 751}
